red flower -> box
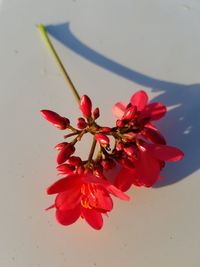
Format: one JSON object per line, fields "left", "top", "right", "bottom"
{"left": 46, "top": 170, "right": 129, "bottom": 230}
{"left": 115, "top": 141, "right": 184, "bottom": 189}
{"left": 112, "top": 90, "right": 183, "bottom": 189}
{"left": 112, "top": 90, "right": 167, "bottom": 145}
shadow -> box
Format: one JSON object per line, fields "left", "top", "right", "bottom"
{"left": 45, "top": 22, "right": 200, "bottom": 187}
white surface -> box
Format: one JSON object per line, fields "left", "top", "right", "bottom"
{"left": 0, "top": 0, "right": 200, "bottom": 266}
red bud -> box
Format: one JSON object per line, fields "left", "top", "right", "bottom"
{"left": 123, "top": 132, "right": 136, "bottom": 141}
{"left": 93, "top": 107, "right": 100, "bottom": 119}
{"left": 67, "top": 156, "right": 82, "bottom": 166}
{"left": 64, "top": 117, "right": 70, "bottom": 126}
{"left": 95, "top": 133, "right": 110, "bottom": 145}
{"left": 54, "top": 142, "right": 69, "bottom": 150}
{"left": 80, "top": 95, "right": 92, "bottom": 118}
{"left": 116, "top": 142, "right": 124, "bottom": 151}
{"left": 40, "top": 110, "right": 67, "bottom": 129}
{"left": 124, "top": 145, "right": 136, "bottom": 157}
{"left": 123, "top": 106, "right": 137, "bottom": 121}
{"left": 77, "top": 117, "right": 87, "bottom": 129}
{"left": 126, "top": 103, "right": 132, "bottom": 109}
{"left": 56, "top": 164, "right": 75, "bottom": 174}
{"left": 57, "top": 144, "right": 75, "bottom": 164}
{"left": 116, "top": 120, "right": 124, "bottom": 128}
{"left": 99, "top": 127, "right": 111, "bottom": 133}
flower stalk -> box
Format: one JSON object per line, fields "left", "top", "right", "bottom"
{"left": 38, "top": 24, "right": 80, "bottom": 104}
{"left": 88, "top": 138, "right": 97, "bottom": 163}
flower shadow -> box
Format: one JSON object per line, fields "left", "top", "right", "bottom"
{"left": 45, "top": 22, "right": 200, "bottom": 187}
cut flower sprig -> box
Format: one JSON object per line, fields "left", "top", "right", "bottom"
{"left": 38, "top": 24, "right": 184, "bottom": 230}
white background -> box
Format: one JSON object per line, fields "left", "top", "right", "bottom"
{"left": 0, "top": 0, "right": 200, "bottom": 266}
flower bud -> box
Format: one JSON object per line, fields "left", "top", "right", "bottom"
{"left": 40, "top": 110, "right": 67, "bottom": 130}
{"left": 80, "top": 95, "right": 92, "bottom": 118}
{"left": 68, "top": 156, "right": 82, "bottom": 166}
{"left": 126, "top": 103, "right": 132, "bottom": 109}
{"left": 95, "top": 133, "right": 110, "bottom": 146}
{"left": 122, "top": 132, "right": 136, "bottom": 141}
{"left": 116, "top": 142, "right": 124, "bottom": 151}
{"left": 123, "top": 106, "right": 137, "bottom": 121}
{"left": 64, "top": 117, "right": 70, "bottom": 126}
{"left": 124, "top": 145, "right": 136, "bottom": 157}
{"left": 54, "top": 142, "right": 69, "bottom": 150}
{"left": 93, "top": 107, "right": 100, "bottom": 120}
{"left": 116, "top": 119, "right": 124, "bottom": 128}
{"left": 77, "top": 117, "right": 87, "bottom": 129}
{"left": 99, "top": 127, "right": 112, "bottom": 133}
{"left": 56, "top": 164, "right": 75, "bottom": 174}
{"left": 57, "top": 144, "right": 75, "bottom": 164}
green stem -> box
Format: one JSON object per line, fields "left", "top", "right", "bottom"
{"left": 38, "top": 24, "right": 80, "bottom": 105}
{"left": 88, "top": 138, "right": 97, "bottom": 163}
{"left": 64, "top": 132, "right": 79, "bottom": 139}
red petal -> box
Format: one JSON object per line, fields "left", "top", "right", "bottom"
{"left": 130, "top": 90, "right": 148, "bottom": 111}
{"left": 106, "top": 184, "right": 130, "bottom": 201}
{"left": 56, "top": 205, "right": 81, "bottom": 226}
{"left": 112, "top": 102, "right": 126, "bottom": 119}
{"left": 145, "top": 144, "right": 184, "bottom": 162}
{"left": 83, "top": 172, "right": 130, "bottom": 201}
{"left": 135, "top": 146, "right": 161, "bottom": 187}
{"left": 89, "top": 186, "right": 113, "bottom": 211}
{"left": 145, "top": 122, "right": 158, "bottom": 131}
{"left": 115, "top": 167, "right": 136, "bottom": 192}
{"left": 55, "top": 187, "right": 81, "bottom": 211}
{"left": 141, "top": 127, "right": 166, "bottom": 145}
{"left": 47, "top": 175, "right": 79, "bottom": 195}
{"left": 82, "top": 208, "right": 103, "bottom": 230}
{"left": 144, "top": 102, "right": 167, "bottom": 120}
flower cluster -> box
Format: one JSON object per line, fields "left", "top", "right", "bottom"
{"left": 41, "top": 90, "right": 183, "bottom": 230}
